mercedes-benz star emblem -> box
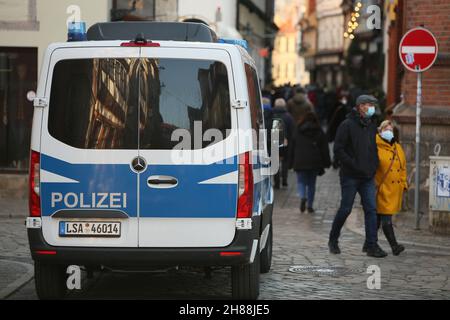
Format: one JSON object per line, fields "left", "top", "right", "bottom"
{"left": 131, "top": 156, "right": 147, "bottom": 173}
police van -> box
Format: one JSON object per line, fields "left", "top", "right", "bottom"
{"left": 27, "top": 22, "right": 274, "bottom": 300}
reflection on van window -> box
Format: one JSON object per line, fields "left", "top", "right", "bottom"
{"left": 49, "top": 58, "right": 139, "bottom": 149}
{"left": 139, "top": 59, "right": 231, "bottom": 150}
{"left": 48, "top": 58, "right": 231, "bottom": 150}
{"left": 245, "top": 64, "right": 264, "bottom": 148}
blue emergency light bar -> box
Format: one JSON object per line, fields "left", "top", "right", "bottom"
{"left": 218, "top": 38, "right": 249, "bottom": 51}
{"left": 68, "top": 21, "right": 87, "bottom": 42}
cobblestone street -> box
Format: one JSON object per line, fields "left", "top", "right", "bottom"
{"left": 1, "top": 168, "right": 450, "bottom": 300}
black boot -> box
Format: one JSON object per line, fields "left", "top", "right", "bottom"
{"left": 366, "top": 244, "right": 388, "bottom": 258}
{"left": 362, "top": 241, "right": 368, "bottom": 253}
{"left": 300, "top": 198, "right": 307, "bottom": 213}
{"left": 382, "top": 221, "right": 405, "bottom": 256}
{"left": 328, "top": 240, "right": 341, "bottom": 254}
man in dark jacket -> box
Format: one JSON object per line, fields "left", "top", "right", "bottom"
{"left": 273, "top": 98, "right": 294, "bottom": 189}
{"left": 328, "top": 95, "right": 388, "bottom": 258}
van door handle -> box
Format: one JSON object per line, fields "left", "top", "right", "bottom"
{"left": 147, "top": 176, "right": 178, "bottom": 189}
{"left": 148, "top": 178, "right": 177, "bottom": 185}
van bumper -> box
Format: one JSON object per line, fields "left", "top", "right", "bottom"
{"left": 28, "top": 217, "right": 261, "bottom": 267}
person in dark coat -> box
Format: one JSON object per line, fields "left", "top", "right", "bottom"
{"left": 326, "top": 93, "right": 351, "bottom": 168}
{"left": 287, "top": 91, "right": 314, "bottom": 124}
{"left": 273, "top": 98, "right": 294, "bottom": 189}
{"left": 289, "top": 112, "right": 330, "bottom": 213}
{"left": 327, "top": 93, "right": 351, "bottom": 143}
{"left": 328, "top": 95, "right": 388, "bottom": 258}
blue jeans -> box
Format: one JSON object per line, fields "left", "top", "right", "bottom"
{"left": 329, "top": 175, "right": 378, "bottom": 248}
{"left": 296, "top": 170, "right": 318, "bottom": 208}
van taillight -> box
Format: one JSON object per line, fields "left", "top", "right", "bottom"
{"left": 29, "top": 151, "right": 41, "bottom": 217}
{"left": 237, "top": 152, "right": 254, "bottom": 219}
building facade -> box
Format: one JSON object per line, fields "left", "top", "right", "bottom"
{"left": 178, "top": 0, "right": 241, "bottom": 38}
{"left": 299, "top": 0, "right": 318, "bottom": 85}
{"left": 314, "top": 0, "right": 345, "bottom": 89}
{"left": 0, "top": 0, "right": 111, "bottom": 199}
{"left": 237, "top": 0, "right": 277, "bottom": 86}
{"left": 111, "top": 0, "right": 177, "bottom": 22}
{"left": 115, "top": 0, "right": 277, "bottom": 85}
{"left": 272, "top": 0, "right": 309, "bottom": 87}
{"left": 0, "top": 0, "right": 276, "bottom": 199}
{"left": 342, "top": 0, "right": 384, "bottom": 98}
{"left": 387, "top": 0, "right": 450, "bottom": 232}
{"left": 299, "top": 0, "right": 345, "bottom": 89}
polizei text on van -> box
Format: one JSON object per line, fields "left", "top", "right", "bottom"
{"left": 51, "top": 192, "right": 127, "bottom": 209}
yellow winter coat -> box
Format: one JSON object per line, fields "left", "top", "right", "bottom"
{"left": 375, "top": 134, "right": 408, "bottom": 215}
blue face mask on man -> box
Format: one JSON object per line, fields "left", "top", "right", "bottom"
{"left": 365, "top": 106, "right": 376, "bottom": 118}
{"left": 380, "top": 130, "right": 394, "bottom": 142}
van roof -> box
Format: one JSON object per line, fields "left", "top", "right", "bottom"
{"left": 45, "top": 40, "right": 257, "bottom": 69}
{"left": 87, "top": 22, "right": 218, "bottom": 43}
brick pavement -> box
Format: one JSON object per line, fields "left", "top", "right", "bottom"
{"left": 0, "top": 196, "right": 27, "bottom": 218}
{"left": 2, "top": 168, "right": 450, "bottom": 299}
{"left": 265, "top": 169, "right": 450, "bottom": 299}
{"left": 0, "top": 217, "right": 33, "bottom": 299}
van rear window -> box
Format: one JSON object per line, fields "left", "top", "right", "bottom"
{"left": 48, "top": 58, "right": 231, "bottom": 150}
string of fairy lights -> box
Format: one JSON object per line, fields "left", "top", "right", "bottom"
{"left": 344, "top": 1, "right": 363, "bottom": 40}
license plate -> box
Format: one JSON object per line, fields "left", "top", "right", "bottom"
{"left": 59, "top": 221, "right": 121, "bottom": 238}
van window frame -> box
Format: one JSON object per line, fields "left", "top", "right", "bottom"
{"left": 46, "top": 55, "right": 233, "bottom": 151}
{"left": 244, "top": 63, "right": 266, "bottom": 152}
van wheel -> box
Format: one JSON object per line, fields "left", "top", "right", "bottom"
{"left": 260, "top": 225, "right": 272, "bottom": 274}
{"left": 231, "top": 249, "right": 260, "bottom": 300}
{"left": 34, "top": 262, "right": 67, "bottom": 300}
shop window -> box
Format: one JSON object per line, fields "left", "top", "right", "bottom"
{"left": 0, "top": 47, "right": 37, "bottom": 171}
{"left": 112, "top": 0, "right": 155, "bottom": 21}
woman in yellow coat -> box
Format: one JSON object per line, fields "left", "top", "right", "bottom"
{"left": 374, "top": 120, "right": 407, "bottom": 255}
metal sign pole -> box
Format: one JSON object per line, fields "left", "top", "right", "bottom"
{"left": 414, "top": 71, "right": 422, "bottom": 230}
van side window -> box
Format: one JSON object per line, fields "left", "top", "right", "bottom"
{"left": 245, "top": 64, "right": 264, "bottom": 149}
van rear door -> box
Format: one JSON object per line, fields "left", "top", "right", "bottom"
{"left": 40, "top": 47, "right": 141, "bottom": 247}
{"left": 137, "top": 47, "right": 238, "bottom": 247}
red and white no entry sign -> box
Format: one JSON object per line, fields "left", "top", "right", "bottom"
{"left": 399, "top": 27, "right": 440, "bottom": 229}
{"left": 399, "top": 27, "right": 438, "bottom": 72}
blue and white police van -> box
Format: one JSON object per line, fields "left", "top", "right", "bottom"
{"left": 27, "top": 22, "right": 274, "bottom": 300}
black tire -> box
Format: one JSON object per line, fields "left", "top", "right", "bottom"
{"left": 231, "top": 247, "right": 260, "bottom": 300}
{"left": 260, "top": 225, "right": 273, "bottom": 274}
{"left": 34, "top": 262, "right": 67, "bottom": 300}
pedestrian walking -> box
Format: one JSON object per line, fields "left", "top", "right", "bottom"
{"left": 327, "top": 92, "right": 351, "bottom": 143}
{"left": 328, "top": 95, "right": 388, "bottom": 258}
{"left": 287, "top": 88, "right": 314, "bottom": 124}
{"left": 289, "top": 111, "right": 330, "bottom": 213}
{"left": 326, "top": 92, "right": 351, "bottom": 169}
{"left": 273, "top": 98, "right": 294, "bottom": 189}
{"left": 362, "top": 120, "right": 406, "bottom": 255}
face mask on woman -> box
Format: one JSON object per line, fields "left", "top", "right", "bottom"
{"left": 380, "top": 130, "right": 394, "bottom": 142}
